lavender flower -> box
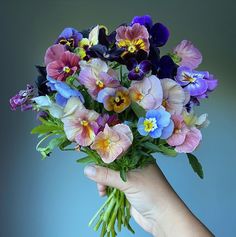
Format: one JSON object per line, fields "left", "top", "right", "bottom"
{"left": 10, "top": 84, "right": 34, "bottom": 111}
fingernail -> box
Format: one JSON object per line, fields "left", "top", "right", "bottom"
{"left": 84, "top": 165, "right": 96, "bottom": 177}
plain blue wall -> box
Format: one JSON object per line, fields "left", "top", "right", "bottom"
{"left": 1, "top": 0, "right": 236, "bottom": 236}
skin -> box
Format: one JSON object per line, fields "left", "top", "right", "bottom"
{"left": 84, "top": 163, "right": 214, "bottom": 237}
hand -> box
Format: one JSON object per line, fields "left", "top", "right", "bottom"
{"left": 84, "top": 163, "right": 214, "bottom": 237}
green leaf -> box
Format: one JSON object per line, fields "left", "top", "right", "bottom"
{"left": 187, "top": 153, "right": 204, "bottom": 179}
{"left": 131, "top": 102, "right": 146, "bottom": 118}
{"left": 31, "top": 124, "right": 61, "bottom": 135}
{"left": 76, "top": 155, "right": 95, "bottom": 164}
{"left": 158, "top": 144, "right": 178, "bottom": 157}
{"left": 120, "top": 168, "right": 127, "bottom": 182}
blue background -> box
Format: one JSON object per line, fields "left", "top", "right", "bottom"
{"left": 1, "top": 0, "right": 236, "bottom": 236}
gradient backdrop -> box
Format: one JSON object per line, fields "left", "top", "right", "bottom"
{"left": 1, "top": 0, "right": 236, "bottom": 236}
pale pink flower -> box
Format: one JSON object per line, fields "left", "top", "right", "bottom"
{"left": 129, "top": 75, "right": 163, "bottom": 110}
{"left": 173, "top": 40, "right": 202, "bottom": 69}
{"left": 91, "top": 124, "right": 133, "bottom": 164}
{"left": 167, "top": 115, "right": 202, "bottom": 153}
{"left": 62, "top": 98, "right": 99, "bottom": 147}
{"left": 161, "top": 78, "right": 190, "bottom": 115}
{"left": 78, "top": 59, "right": 120, "bottom": 99}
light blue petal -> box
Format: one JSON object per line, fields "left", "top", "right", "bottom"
{"left": 137, "top": 118, "right": 148, "bottom": 136}
{"left": 160, "top": 120, "right": 174, "bottom": 139}
{"left": 56, "top": 93, "right": 68, "bottom": 107}
{"left": 149, "top": 127, "right": 162, "bottom": 138}
{"left": 146, "top": 109, "right": 160, "bottom": 119}
{"left": 156, "top": 109, "right": 171, "bottom": 127}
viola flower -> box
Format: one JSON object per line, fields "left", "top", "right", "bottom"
{"left": 126, "top": 58, "right": 152, "bottom": 80}
{"left": 172, "top": 40, "right": 202, "bottom": 69}
{"left": 46, "top": 51, "right": 80, "bottom": 81}
{"left": 167, "top": 114, "right": 202, "bottom": 153}
{"left": 157, "top": 55, "right": 178, "bottom": 79}
{"left": 46, "top": 77, "right": 84, "bottom": 106}
{"left": 131, "top": 15, "right": 169, "bottom": 47}
{"left": 161, "top": 78, "right": 190, "bottom": 115}
{"left": 32, "top": 95, "right": 64, "bottom": 118}
{"left": 96, "top": 114, "right": 120, "bottom": 133}
{"left": 129, "top": 75, "right": 163, "bottom": 110}
{"left": 10, "top": 84, "right": 34, "bottom": 111}
{"left": 91, "top": 124, "right": 133, "bottom": 163}
{"left": 183, "top": 110, "right": 210, "bottom": 129}
{"left": 78, "top": 58, "right": 120, "bottom": 99}
{"left": 137, "top": 108, "right": 174, "bottom": 139}
{"left": 44, "top": 44, "right": 66, "bottom": 66}
{"left": 116, "top": 23, "right": 150, "bottom": 56}
{"left": 56, "top": 27, "right": 83, "bottom": 48}
{"left": 75, "top": 25, "right": 99, "bottom": 60}
{"left": 97, "top": 87, "right": 131, "bottom": 113}
{"left": 61, "top": 99, "right": 99, "bottom": 147}
{"left": 175, "top": 66, "right": 208, "bottom": 97}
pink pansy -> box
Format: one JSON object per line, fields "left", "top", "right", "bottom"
{"left": 91, "top": 124, "right": 133, "bottom": 164}
{"left": 47, "top": 51, "right": 80, "bottom": 81}
{"left": 161, "top": 78, "right": 190, "bottom": 115}
{"left": 173, "top": 40, "right": 202, "bottom": 69}
{"left": 116, "top": 23, "right": 150, "bottom": 54}
{"left": 129, "top": 75, "right": 163, "bottom": 110}
{"left": 44, "top": 44, "right": 66, "bottom": 66}
{"left": 78, "top": 59, "right": 120, "bottom": 99}
{"left": 167, "top": 115, "right": 202, "bottom": 153}
{"left": 62, "top": 98, "right": 99, "bottom": 147}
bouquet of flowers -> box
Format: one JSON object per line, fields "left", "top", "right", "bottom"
{"left": 10, "top": 15, "right": 217, "bottom": 237}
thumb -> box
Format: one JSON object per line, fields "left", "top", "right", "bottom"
{"left": 84, "top": 165, "right": 128, "bottom": 191}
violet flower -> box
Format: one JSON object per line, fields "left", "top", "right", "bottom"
{"left": 176, "top": 66, "right": 218, "bottom": 99}
{"left": 126, "top": 58, "right": 151, "bottom": 80}
{"left": 56, "top": 27, "right": 83, "bottom": 48}
{"left": 10, "top": 84, "right": 34, "bottom": 111}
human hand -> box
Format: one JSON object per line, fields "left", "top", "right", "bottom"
{"left": 84, "top": 163, "right": 214, "bottom": 237}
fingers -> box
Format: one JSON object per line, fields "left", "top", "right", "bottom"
{"left": 84, "top": 165, "right": 128, "bottom": 191}
{"left": 97, "top": 183, "right": 106, "bottom": 197}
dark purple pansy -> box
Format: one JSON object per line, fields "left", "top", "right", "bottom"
{"left": 131, "top": 15, "right": 169, "bottom": 47}
{"left": 157, "top": 55, "right": 178, "bottom": 79}
{"left": 10, "top": 84, "right": 34, "bottom": 111}
{"left": 175, "top": 66, "right": 217, "bottom": 97}
{"left": 56, "top": 27, "right": 83, "bottom": 48}
{"left": 87, "top": 44, "right": 125, "bottom": 62}
{"left": 96, "top": 114, "right": 120, "bottom": 133}
{"left": 126, "top": 58, "right": 152, "bottom": 80}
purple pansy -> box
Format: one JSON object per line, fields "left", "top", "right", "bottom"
{"left": 96, "top": 114, "right": 120, "bottom": 133}
{"left": 46, "top": 77, "right": 84, "bottom": 107}
{"left": 56, "top": 27, "right": 83, "bottom": 48}
{"left": 126, "top": 58, "right": 152, "bottom": 80}
{"left": 10, "top": 84, "right": 34, "bottom": 111}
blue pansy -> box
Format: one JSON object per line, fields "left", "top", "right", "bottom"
{"left": 46, "top": 77, "right": 84, "bottom": 107}
{"left": 137, "top": 108, "right": 174, "bottom": 139}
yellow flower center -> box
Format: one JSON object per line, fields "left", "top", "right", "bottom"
{"left": 143, "top": 118, "right": 157, "bottom": 132}
{"left": 128, "top": 45, "right": 137, "bottom": 53}
{"left": 118, "top": 39, "right": 147, "bottom": 56}
{"left": 96, "top": 80, "right": 104, "bottom": 88}
{"left": 183, "top": 73, "right": 196, "bottom": 83}
{"left": 134, "top": 66, "right": 140, "bottom": 73}
{"left": 63, "top": 66, "right": 71, "bottom": 73}
{"left": 80, "top": 120, "right": 89, "bottom": 126}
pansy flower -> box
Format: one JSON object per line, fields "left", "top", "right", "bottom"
{"left": 97, "top": 87, "right": 131, "bottom": 113}
{"left": 46, "top": 51, "right": 80, "bottom": 81}
{"left": 44, "top": 44, "right": 67, "bottom": 66}
{"left": 137, "top": 108, "right": 174, "bottom": 139}
{"left": 175, "top": 66, "right": 217, "bottom": 97}
{"left": 46, "top": 77, "right": 84, "bottom": 106}
{"left": 91, "top": 124, "right": 133, "bottom": 163}
{"left": 78, "top": 58, "right": 120, "bottom": 99}
{"left": 126, "top": 58, "right": 151, "bottom": 80}
{"left": 62, "top": 98, "right": 99, "bottom": 146}
{"left": 96, "top": 114, "right": 120, "bottom": 133}
{"left": 75, "top": 25, "right": 99, "bottom": 60}
{"left": 161, "top": 78, "right": 190, "bottom": 115}
{"left": 171, "top": 40, "right": 202, "bottom": 69}
{"left": 116, "top": 23, "right": 150, "bottom": 57}
{"left": 167, "top": 114, "right": 202, "bottom": 153}
{"left": 129, "top": 75, "right": 163, "bottom": 110}
{"left": 10, "top": 84, "right": 34, "bottom": 111}
{"left": 131, "top": 15, "right": 169, "bottom": 47}
{"left": 56, "top": 27, "right": 83, "bottom": 48}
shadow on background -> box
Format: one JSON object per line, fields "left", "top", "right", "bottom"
{"left": 1, "top": 0, "right": 236, "bottom": 236}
